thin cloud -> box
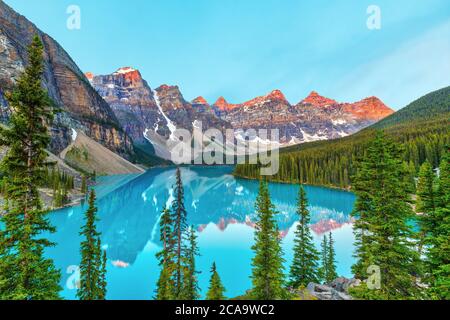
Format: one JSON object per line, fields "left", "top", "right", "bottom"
{"left": 334, "top": 20, "right": 450, "bottom": 109}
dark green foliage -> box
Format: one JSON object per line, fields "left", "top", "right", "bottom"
{"left": 318, "top": 235, "right": 328, "bottom": 283}
{"left": 317, "top": 233, "right": 337, "bottom": 284}
{"left": 180, "top": 227, "right": 201, "bottom": 300}
{"left": 250, "top": 179, "right": 286, "bottom": 300}
{"left": 41, "top": 168, "right": 75, "bottom": 208}
{"left": 326, "top": 233, "right": 338, "bottom": 283}
{"left": 170, "top": 167, "right": 188, "bottom": 298}
{"left": 416, "top": 161, "right": 437, "bottom": 258}
{"left": 206, "top": 262, "right": 226, "bottom": 300}
{"left": 155, "top": 206, "right": 175, "bottom": 300}
{"left": 424, "top": 149, "right": 450, "bottom": 299}
{"left": 351, "top": 132, "right": 421, "bottom": 299}
{"left": 132, "top": 142, "right": 172, "bottom": 167}
{"left": 289, "top": 185, "right": 320, "bottom": 287}
{"left": 155, "top": 267, "right": 174, "bottom": 300}
{"left": 234, "top": 86, "right": 450, "bottom": 188}
{"left": 81, "top": 175, "right": 87, "bottom": 194}
{"left": 77, "top": 190, "right": 107, "bottom": 300}
{"left": 42, "top": 168, "right": 75, "bottom": 191}
{"left": 99, "top": 249, "right": 107, "bottom": 300}
{"left": 155, "top": 169, "right": 200, "bottom": 300}
{"left": 417, "top": 161, "right": 437, "bottom": 216}
{"left": 0, "top": 35, "right": 61, "bottom": 300}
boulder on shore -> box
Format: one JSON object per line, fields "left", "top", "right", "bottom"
{"left": 305, "top": 278, "right": 361, "bottom": 300}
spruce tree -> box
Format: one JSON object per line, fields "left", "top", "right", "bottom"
{"left": 180, "top": 227, "right": 200, "bottom": 300}
{"left": 99, "top": 249, "right": 107, "bottom": 300}
{"left": 77, "top": 189, "right": 105, "bottom": 300}
{"left": 417, "top": 161, "right": 437, "bottom": 232}
{"left": 416, "top": 161, "right": 438, "bottom": 264}
{"left": 81, "top": 175, "right": 87, "bottom": 194}
{"left": 206, "top": 262, "right": 226, "bottom": 300}
{"left": 289, "top": 185, "right": 320, "bottom": 288}
{"left": 0, "top": 35, "right": 61, "bottom": 300}
{"left": 351, "top": 131, "right": 420, "bottom": 299}
{"left": 325, "top": 232, "right": 338, "bottom": 283}
{"left": 155, "top": 206, "right": 175, "bottom": 300}
{"left": 318, "top": 235, "right": 328, "bottom": 283}
{"left": 250, "top": 179, "right": 286, "bottom": 300}
{"left": 170, "top": 168, "right": 188, "bottom": 298}
{"left": 426, "top": 149, "right": 449, "bottom": 299}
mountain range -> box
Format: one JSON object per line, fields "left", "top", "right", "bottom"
{"left": 234, "top": 85, "right": 450, "bottom": 187}
{"left": 0, "top": 1, "right": 395, "bottom": 171}
{"left": 87, "top": 66, "right": 393, "bottom": 159}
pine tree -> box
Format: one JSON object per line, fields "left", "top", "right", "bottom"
{"left": 0, "top": 35, "right": 61, "bottom": 300}
{"left": 180, "top": 227, "right": 200, "bottom": 300}
{"left": 155, "top": 206, "right": 175, "bottom": 300}
{"left": 289, "top": 185, "right": 320, "bottom": 288}
{"left": 250, "top": 179, "right": 286, "bottom": 300}
{"left": 206, "top": 262, "right": 226, "bottom": 300}
{"left": 416, "top": 161, "right": 438, "bottom": 266}
{"left": 427, "top": 149, "right": 450, "bottom": 299}
{"left": 81, "top": 175, "right": 87, "bottom": 194}
{"left": 417, "top": 161, "right": 437, "bottom": 231}
{"left": 170, "top": 168, "right": 188, "bottom": 298}
{"left": 77, "top": 189, "right": 104, "bottom": 300}
{"left": 325, "top": 232, "right": 338, "bottom": 283}
{"left": 318, "top": 235, "right": 328, "bottom": 283}
{"left": 351, "top": 131, "right": 421, "bottom": 299}
{"left": 99, "top": 249, "right": 107, "bottom": 300}
{"left": 156, "top": 267, "right": 174, "bottom": 301}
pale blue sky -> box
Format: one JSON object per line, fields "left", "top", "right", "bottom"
{"left": 4, "top": 0, "right": 450, "bottom": 109}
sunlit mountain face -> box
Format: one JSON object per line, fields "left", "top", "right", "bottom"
{"left": 47, "top": 166, "right": 356, "bottom": 299}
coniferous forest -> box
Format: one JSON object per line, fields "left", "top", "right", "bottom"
{"left": 0, "top": 32, "right": 448, "bottom": 302}
{"left": 234, "top": 86, "right": 450, "bottom": 189}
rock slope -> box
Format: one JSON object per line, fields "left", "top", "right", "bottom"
{"left": 0, "top": 1, "right": 134, "bottom": 158}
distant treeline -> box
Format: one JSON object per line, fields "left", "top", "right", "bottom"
{"left": 234, "top": 86, "right": 450, "bottom": 189}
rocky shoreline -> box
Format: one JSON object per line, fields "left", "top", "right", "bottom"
{"left": 304, "top": 278, "right": 360, "bottom": 300}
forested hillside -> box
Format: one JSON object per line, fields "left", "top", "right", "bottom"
{"left": 234, "top": 86, "right": 450, "bottom": 189}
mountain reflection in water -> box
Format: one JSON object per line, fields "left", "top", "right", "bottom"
{"left": 48, "top": 166, "right": 356, "bottom": 299}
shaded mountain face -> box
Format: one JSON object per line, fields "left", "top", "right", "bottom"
{"left": 0, "top": 1, "right": 133, "bottom": 157}
{"left": 87, "top": 69, "right": 230, "bottom": 158}
{"left": 87, "top": 67, "right": 169, "bottom": 143}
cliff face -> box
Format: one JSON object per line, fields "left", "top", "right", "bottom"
{"left": 89, "top": 64, "right": 394, "bottom": 152}
{"left": 88, "top": 70, "right": 230, "bottom": 155}
{"left": 87, "top": 67, "right": 169, "bottom": 143}
{"left": 0, "top": 1, "right": 134, "bottom": 157}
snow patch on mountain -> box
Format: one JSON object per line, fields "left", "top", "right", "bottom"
{"left": 71, "top": 128, "right": 78, "bottom": 142}
{"left": 332, "top": 119, "right": 348, "bottom": 125}
{"left": 114, "top": 67, "right": 136, "bottom": 74}
{"left": 300, "top": 129, "right": 328, "bottom": 143}
{"left": 152, "top": 88, "right": 177, "bottom": 139}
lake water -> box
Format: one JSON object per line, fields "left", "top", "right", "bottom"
{"left": 48, "top": 166, "right": 356, "bottom": 300}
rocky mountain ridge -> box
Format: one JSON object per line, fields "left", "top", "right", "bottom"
{"left": 88, "top": 67, "right": 394, "bottom": 155}
{"left": 0, "top": 1, "right": 134, "bottom": 159}
{"left": 86, "top": 68, "right": 230, "bottom": 159}
{"left": 1, "top": 0, "right": 394, "bottom": 165}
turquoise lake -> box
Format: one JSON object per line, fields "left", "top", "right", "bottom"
{"left": 48, "top": 166, "right": 357, "bottom": 300}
